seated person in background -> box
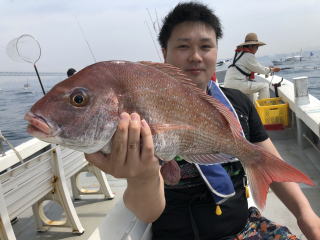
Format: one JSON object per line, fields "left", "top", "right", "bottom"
{"left": 67, "top": 68, "right": 77, "bottom": 77}
{"left": 224, "top": 33, "right": 281, "bottom": 100}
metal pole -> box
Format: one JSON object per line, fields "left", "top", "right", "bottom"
{"left": 296, "top": 117, "right": 308, "bottom": 149}
{"left": 33, "top": 64, "right": 46, "bottom": 95}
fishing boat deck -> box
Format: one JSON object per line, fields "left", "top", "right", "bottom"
{"left": 263, "top": 128, "right": 320, "bottom": 239}
{"left": 9, "top": 127, "right": 320, "bottom": 240}
{"left": 11, "top": 176, "right": 127, "bottom": 240}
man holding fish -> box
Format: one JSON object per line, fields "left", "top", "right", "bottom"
{"left": 25, "top": 1, "right": 320, "bottom": 240}
{"left": 84, "top": 3, "right": 319, "bottom": 239}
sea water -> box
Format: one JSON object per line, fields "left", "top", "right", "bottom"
{"left": 0, "top": 75, "right": 64, "bottom": 150}
{"left": 0, "top": 58, "right": 320, "bottom": 151}
{"left": 266, "top": 57, "right": 320, "bottom": 98}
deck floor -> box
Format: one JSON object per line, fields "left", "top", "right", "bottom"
{"left": 262, "top": 129, "right": 320, "bottom": 239}
{"left": 12, "top": 176, "right": 127, "bottom": 240}
{"left": 11, "top": 129, "right": 320, "bottom": 240}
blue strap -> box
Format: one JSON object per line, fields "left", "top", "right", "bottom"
{"left": 196, "top": 164, "right": 235, "bottom": 204}
{"left": 195, "top": 81, "right": 242, "bottom": 204}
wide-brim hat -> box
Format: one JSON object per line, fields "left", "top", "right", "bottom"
{"left": 238, "top": 33, "right": 266, "bottom": 47}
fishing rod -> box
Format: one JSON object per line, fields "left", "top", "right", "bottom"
{"left": 146, "top": 8, "right": 162, "bottom": 61}
{"left": 74, "top": 16, "right": 97, "bottom": 63}
{"left": 0, "top": 130, "right": 23, "bottom": 162}
{"left": 144, "top": 20, "right": 162, "bottom": 61}
{"left": 279, "top": 66, "right": 320, "bottom": 70}
{"left": 146, "top": 8, "right": 160, "bottom": 35}
{"left": 154, "top": 8, "right": 161, "bottom": 32}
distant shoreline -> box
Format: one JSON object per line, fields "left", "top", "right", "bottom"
{"left": 0, "top": 72, "right": 65, "bottom": 76}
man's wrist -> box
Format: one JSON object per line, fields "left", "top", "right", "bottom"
{"left": 127, "top": 167, "right": 161, "bottom": 187}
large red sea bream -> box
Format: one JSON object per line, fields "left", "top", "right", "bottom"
{"left": 25, "top": 61, "right": 314, "bottom": 208}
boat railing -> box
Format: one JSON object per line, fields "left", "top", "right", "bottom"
{"left": 0, "top": 139, "right": 115, "bottom": 240}
{"left": 256, "top": 74, "right": 320, "bottom": 152}
{"left": 218, "top": 69, "right": 320, "bottom": 151}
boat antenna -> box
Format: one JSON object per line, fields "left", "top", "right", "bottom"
{"left": 6, "top": 34, "right": 46, "bottom": 95}
{"left": 74, "top": 16, "right": 97, "bottom": 63}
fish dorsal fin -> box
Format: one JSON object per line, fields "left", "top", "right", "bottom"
{"left": 203, "top": 93, "right": 243, "bottom": 141}
{"left": 138, "top": 61, "right": 198, "bottom": 88}
{"left": 190, "top": 84, "right": 244, "bottom": 142}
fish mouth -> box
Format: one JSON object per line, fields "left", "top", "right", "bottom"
{"left": 24, "top": 112, "right": 59, "bottom": 138}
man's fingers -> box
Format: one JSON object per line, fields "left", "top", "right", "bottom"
{"left": 110, "top": 112, "right": 130, "bottom": 165}
{"left": 126, "top": 113, "right": 141, "bottom": 164}
{"left": 85, "top": 152, "right": 111, "bottom": 173}
{"left": 140, "top": 118, "right": 155, "bottom": 162}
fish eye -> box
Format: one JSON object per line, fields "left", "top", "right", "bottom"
{"left": 70, "top": 88, "right": 89, "bottom": 107}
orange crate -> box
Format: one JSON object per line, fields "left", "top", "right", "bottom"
{"left": 255, "top": 97, "right": 289, "bottom": 128}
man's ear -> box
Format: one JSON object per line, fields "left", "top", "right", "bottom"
{"left": 162, "top": 48, "right": 167, "bottom": 62}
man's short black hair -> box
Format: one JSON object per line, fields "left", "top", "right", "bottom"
{"left": 67, "top": 68, "right": 77, "bottom": 77}
{"left": 158, "top": 1, "right": 223, "bottom": 49}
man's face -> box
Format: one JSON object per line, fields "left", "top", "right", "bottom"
{"left": 163, "top": 21, "right": 217, "bottom": 91}
{"left": 248, "top": 45, "right": 259, "bottom": 54}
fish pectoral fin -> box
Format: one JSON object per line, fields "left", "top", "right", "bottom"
{"left": 149, "top": 123, "right": 195, "bottom": 135}
{"left": 183, "top": 153, "right": 237, "bottom": 165}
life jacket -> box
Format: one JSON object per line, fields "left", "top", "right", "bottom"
{"left": 211, "top": 72, "right": 217, "bottom": 82}
{"left": 192, "top": 81, "right": 249, "bottom": 215}
{"left": 168, "top": 82, "right": 248, "bottom": 216}
{"left": 228, "top": 47, "right": 255, "bottom": 80}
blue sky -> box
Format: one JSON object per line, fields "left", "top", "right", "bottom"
{"left": 0, "top": 0, "right": 319, "bottom": 72}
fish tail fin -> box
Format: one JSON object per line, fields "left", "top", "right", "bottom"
{"left": 244, "top": 144, "right": 314, "bottom": 209}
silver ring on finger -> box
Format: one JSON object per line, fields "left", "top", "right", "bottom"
{"left": 128, "top": 142, "right": 140, "bottom": 150}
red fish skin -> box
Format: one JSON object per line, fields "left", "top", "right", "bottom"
{"left": 160, "top": 161, "right": 181, "bottom": 185}
{"left": 25, "top": 61, "right": 314, "bottom": 209}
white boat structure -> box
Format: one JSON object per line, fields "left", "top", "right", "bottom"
{"left": 21, "top": 81, "right": 34, "bottom": 94}
{"left": 272, "top": 49, "right": 304, "bottom": 66}
{"left": 215, "top": 59, "right": 232, "bottom": 81}
{"left": 216, "top": 58, "right": 231, "bottom": 70}
{"left": 272, "top": 55, "right": 304, "bottom": 66}
{"left": 216, "top": 58, "right": 232, "bottom": 67}
{"left": 0, "top": 72, "right": 320, "bottom": 240}
{"left": 23, "top": 83, "right": 30, "bottom": 90}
